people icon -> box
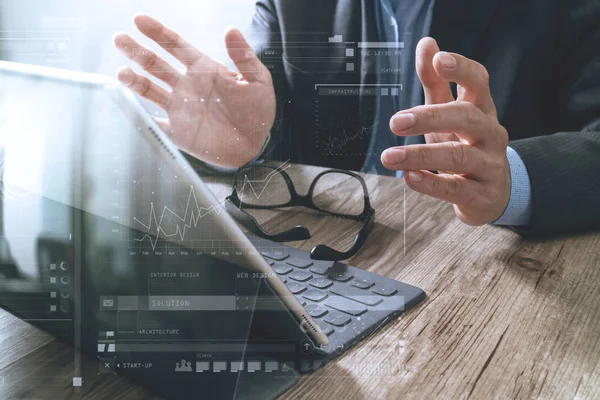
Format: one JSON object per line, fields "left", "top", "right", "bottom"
{"left": 175, "top": 359, "right": 192, "bottom": 372}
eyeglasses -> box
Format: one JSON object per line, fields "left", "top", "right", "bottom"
{"left": 225, "top": 164, "right": 375, "bottom": 261}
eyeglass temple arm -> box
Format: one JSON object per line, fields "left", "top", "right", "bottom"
{"left": 310, "top": 209, "right": 374, "bottom": 261}
{"left": 225, "top": 197, "right": 311, "bottom": 242}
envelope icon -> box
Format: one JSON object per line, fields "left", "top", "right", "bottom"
{"left": 103, "top": 299, "right": 114, "bottom": 307}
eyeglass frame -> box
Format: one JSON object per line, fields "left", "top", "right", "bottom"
{"left": 225, "top": 164, "right": 375, "bottom": 261}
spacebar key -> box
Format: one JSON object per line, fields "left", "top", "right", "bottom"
{"left": 330, "top": 285, "right": 383, "bottom": 306}
{"left": 324, "top": 295, "right": 367, "bottom": 316}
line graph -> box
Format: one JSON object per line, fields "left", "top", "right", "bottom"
{"left": 233, "top": 162, "right": 291, "bottom": 202}
{"left": 322, "top": 125, "right": 377, "bottom": 155}
{"left": 315, "top": 98, "right": 377, "bottom": 156}
{"left": 131, "top": 161, "right": 291, "bottom": 250}
{"left": 132, "top": 185, "right": 225, "bottom": 250}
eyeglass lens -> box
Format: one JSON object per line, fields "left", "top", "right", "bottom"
{"left": 235, "top": 166, "right": 291, "bottom": 207}
{"left": 311, "top": 172, "right": 366, "bottom": 216}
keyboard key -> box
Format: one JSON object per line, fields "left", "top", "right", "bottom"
{"left": 324, "top": 295, "right": 367, "bottom": 316}
{"left": 273, "top": 264, "right": 293, "bottom": 275}
{"left": 328, "top": 271, "right": 353, "bottom": 282}
{"left": 330, "top": 285, "right": 382, "bottom": 306}
{"left": 316, "top": 322, "right": 334, "bottom": 336}
{"left": 289, "top": 271, "right": 313, "bottom": 282}
{"left": 285, "top": 258, "right": 313, "bottom": 269}
{"left": 349, "top": 278, "right": 373, "bottom": 289}
{"left": 372, "top": 285, "right": 398, "bottom": 296}
{"left": 309, "top": 278, "right": 333, "bottom": 289}
{"left": 296, "top": 297, "right": 307, "bottom": 306}
{"left": 309, "top": 264, "right": 331, "bottom": 275}
{"left": 323, "top": 311, "right": 351, "bottom": 327}
{"left": 305, "top": 303, "right": 328, "bottom": 318}
{"left": 261, "top": 250, "right": 289, "bottom": 261}
{"left": 286, "top": 282, "right": 307, "bottom": 294}
{"left": 302, "top": 289, "right": 328, "bottom": 302}
{"left": 263, "top": 259, "right": 275, "bottom": 266}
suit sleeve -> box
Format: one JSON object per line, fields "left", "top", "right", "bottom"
{"left": 245, "top": 0, "right": 290, "bottom": 161}
{"left": 508, "top": 0, "right": 600, "bottom": 235}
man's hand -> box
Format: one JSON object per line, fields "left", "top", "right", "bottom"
{"left": 381, "top": 37, "right": 510, "bottom": 226}
{"left": 113, "top": 14, "right": 275, "bottom": 168}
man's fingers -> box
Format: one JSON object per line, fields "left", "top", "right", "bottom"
{"left": 404, "top": 169, "right": 479, "bottom": 206}
{"left": 113, "top": 32, "right": 180, "bottom": 87}
{"left": 381, "top": 142, "right": 487, "bottom": 178}
{"left": 133, "top": 14, "right": 204, "bottom": 67}
{"left": 433, "top": 51, "right": 496, "bottom": 115}
{"left": 416, "top": 37, "right": 454, "bottom": 104}
{"left": 117, "top": 66, "right": 172, "bottom": 110}
{"left": 389, "top": 102, "right": 496, "bottom": 146}
{"left": 225, "top": 27, "right": 267, "bottom": 83}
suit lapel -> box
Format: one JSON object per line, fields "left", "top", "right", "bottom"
{"left": 358, "top": 0, "right": 379, "bottom": 134}
{"left": 359, "top": 0, "right": 379, "bottom": 86}
{"left": 430, "top": 0, "right": 503, "bottom": 60}
{"left": 429, "top": 0, "right": 506, "bottom": 121}
{"left": 353, "top": 0, "right": 504, "bottom": 147}
{"left": 353, "top": 0, "right": 503, "bottom": 82}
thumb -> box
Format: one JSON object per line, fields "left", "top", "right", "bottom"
{"left": 225, "top": 27, "right": 266, "bottom": 82}
{"left": 416, "top": 37, "right": 454, "bottom": 104}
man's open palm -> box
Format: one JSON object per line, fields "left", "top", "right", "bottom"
{"left": 113, "top": 14, "right": 275, "bottom": 168}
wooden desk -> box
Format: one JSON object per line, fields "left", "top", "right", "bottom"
{"left": 1, "top": 164, "right": 600, "bottom": 399}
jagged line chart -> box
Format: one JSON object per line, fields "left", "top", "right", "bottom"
{"left": 132, "top": 185, "right": 225, "bottom": 250}
{"left": 131, "top": 162, "right": 291, "bottom": 250}
{"left": 322, "top": 125, "right": 376, "bottom": 155}
{"left": 234, "top": 163, "right": 291, "bottom": 202}
{"left": 316, "top": 102, "right": 379, "bottom": 155}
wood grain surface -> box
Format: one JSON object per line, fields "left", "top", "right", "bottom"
{"left": 1, "top": 164, "right": 599, "bottom": 400}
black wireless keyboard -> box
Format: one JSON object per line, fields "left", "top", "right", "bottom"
{"left": 247, "top": 235, "right": 426, "bottom": 371}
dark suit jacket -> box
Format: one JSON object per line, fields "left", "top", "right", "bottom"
{"left": 244, "top": 0, "right": 600, "bottom": 236}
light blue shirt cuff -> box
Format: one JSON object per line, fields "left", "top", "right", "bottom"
{"left": 205, "top": 134, "right": 271, "bottom": 173}
{"left": 493, "top": 146, "right": 532, "bottom": 226}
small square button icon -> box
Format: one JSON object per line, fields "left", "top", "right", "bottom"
{"left": 265, "top": 361, "right": 279, "bottom": 372}
{"left": 247, "top": 361, "right": 261, "bottom": 372}
{"left": 230, "top": 361, "right": 244, "bottom": 372}
{"left": 196, "top": 361, "right": 210, "bottom": 372}
{"left": 213, "top": 361, "right": 227, "bottom": 372}
{"left": 99, "top": 358, "right": 115, "bottom": 374}
{"left": 345, "top": 48, "right": 355, "bottom": 57}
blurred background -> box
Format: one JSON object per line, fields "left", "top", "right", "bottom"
{"left": 0, "top": 0, "right": 256, "bottom": 74}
